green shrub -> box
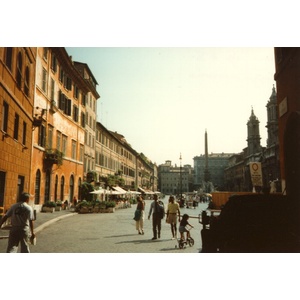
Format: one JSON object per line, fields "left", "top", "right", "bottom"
{"left": 56, "top": 200, "right": 62, "bottom": 206}
{"left": 130, "top": 198, "right": 137, "bottom": 204}
{"left": 44, "top": 201, "right": 57, "bottom": 207}
{"left": 105, "top": 201, "right": 116, "bottom": 208}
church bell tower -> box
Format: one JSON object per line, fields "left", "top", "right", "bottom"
{"left": 247, "top": 107, "right": 261, "bottom": 156}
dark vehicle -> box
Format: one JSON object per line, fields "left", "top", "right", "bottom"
{"left": 200, "top": 194, "right": 300, "bottom": 253}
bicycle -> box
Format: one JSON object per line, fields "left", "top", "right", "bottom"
{"left": 176, "top": 225, "right": 194, "bottom": 249}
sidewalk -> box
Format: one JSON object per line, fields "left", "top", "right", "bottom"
{"left": 0, "top": 209, "right": 77, "bottom": 239}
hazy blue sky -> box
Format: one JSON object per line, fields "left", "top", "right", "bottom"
{"left": 66, "top": 47, "right": 275, "bottom": 166}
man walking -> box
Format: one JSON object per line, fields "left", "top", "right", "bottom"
{"left": 148, "top": 194, "right": 164, "bottom": 240}
{"left": 0, "top": 192, "right": 35, "bottom": 253}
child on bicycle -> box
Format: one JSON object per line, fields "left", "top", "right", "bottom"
{"left": 179, "top": 214, "right": 194, "bottom": 241}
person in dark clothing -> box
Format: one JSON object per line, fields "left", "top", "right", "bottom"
{"left": 148, "top": 194, "right": 164, "bottom": 240}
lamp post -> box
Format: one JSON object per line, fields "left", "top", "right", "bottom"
{"left": 179, "top": 153, "right": 182, "bottom": 201}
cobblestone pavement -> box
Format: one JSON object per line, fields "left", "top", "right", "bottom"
{"left": 0, "top": 199, "right": 208, "bottom": 253}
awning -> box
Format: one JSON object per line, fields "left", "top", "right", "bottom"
{"left": 138, "top": 187, "right": 154, "bottom": 194}
{"left": 126, "top": 190, "right": 141, "bottom": 195}
{"left": 138, "top": 186, "right": 147, "bottom": 194}
{"left": 109, "top": 190, "right": 122, "bottom": 195}
{"left": 112, "top": 186, "right": 127, "bottom": 194}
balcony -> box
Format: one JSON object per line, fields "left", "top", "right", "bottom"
{"left": 44, "top": 149, "right": 64, "bottom": 165}
{"left": 32, "top": 117, "right": 43, "bottom": 127}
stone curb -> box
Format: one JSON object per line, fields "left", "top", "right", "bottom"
{"left": 0, "top": 213, "right": 77, "bottom": 240}
{"left": 35, "top": 212, "right": 78, "bottom": 234}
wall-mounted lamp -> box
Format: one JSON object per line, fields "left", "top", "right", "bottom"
{"left": 32, "top": 107, "right": 47, "bottom": 130}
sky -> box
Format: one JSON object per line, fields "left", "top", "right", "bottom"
{"left": 66, "top": 47, "right": 275, "bottom": 166}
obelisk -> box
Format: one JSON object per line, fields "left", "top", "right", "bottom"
{"left": 204, "top": 129, "right": 210, "bottom": 183}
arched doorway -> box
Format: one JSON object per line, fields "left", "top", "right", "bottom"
{"left": 69, "top": 175, "right": 74, "bottom": 203}
{"left": 60, "top": 176, "right": 65, "bottom": 202}
{"left": 54, "top": 175, "right": 58, "bottom": 201}
{"left": 78, "top": 178, "right": 82, "bottom": 201}
{"left": 34, "top": 169, "right": 41, "bottom": 204}
{"left": 45, "top": 169, "right": 51, "bottom": 202}
{"left": 284, "top": 111, "right": 300, "bottom": 200}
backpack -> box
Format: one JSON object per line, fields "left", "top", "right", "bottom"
{"left": 157, "top": 202, "right": 165, "bottom": 219}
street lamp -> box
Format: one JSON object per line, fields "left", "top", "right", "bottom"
{"left": 179, "top": 153, "right": 182, "bottom": 201}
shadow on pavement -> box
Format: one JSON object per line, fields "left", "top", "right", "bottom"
{"left": 115, "top": 238, "right": 167, "bottom": 245}
{"left": 105, "top": 234, "right": 139, "bottom": 238}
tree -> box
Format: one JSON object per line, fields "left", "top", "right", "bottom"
{"left": 99, "top": 174, "right": 125, "bottom": 188}
{"left": 81, "top": 182, "right": 94, "bottom": 202}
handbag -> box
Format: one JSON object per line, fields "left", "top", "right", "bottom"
{"left": 133, "top": 209, "right": 141, "bottom": 221}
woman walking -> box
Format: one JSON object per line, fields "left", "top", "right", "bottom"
{"left": 166, "top": 195, "right": 181, "bottom": 239}
{"left": 135, "top": 196, "right": 145, "bottom": 234}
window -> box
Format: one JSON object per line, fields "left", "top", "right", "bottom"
{"left": 58, "top": 91, "right": 71, "bottom": 115}
{"left": 24, "top": 66, "right": 30, "bottom": 96}
{"left": 81, "top": 112, "right": 85, "bottom": 128}
{"left": 43, "top": 48, "right": 48, "bottom": 61}
{"left": 88, "top": 133, "right": 92, "bottom": 147}
{"left": 71, "top": 140, "right": 76, "bottom": 160}
{"left": 50, "top": 78, "right": 55, "bottom": 101}
{"left": 42, "top": 68, "right": 47, "bottom": 93}
{"left": 66, "top": 98, "right": 71, "bottom": 116}
{"left": 16, "top": 52, "right": 23, "bottom": 88}
{"left": 62, "top": 135, "right": 67, "bottom": 156}
{"left": 51, "top": 53, "right": 57, "bottom": 72}
{"left": 74, "top": 85, "right": 79, "bottom": 99}
{"left": 65, "top": 76, "right": 72, "bottom": 90}
{"left": 22, "top": 121, "right": 27, "bottom": 145}
{"left": 56, "top": 131, "right": 61, "bottom": 151}
{"left": 2, "top": 101, "right": 9, "bottom": 132}
{"left": 59, "top": 68, "right": 64, "bottom": 83}
{"left": 38, "top": 125, "right": 46, "bottom": 147}
{"left": 86, "top": 112, "right": 89, "bottom": 126}
{"left": 47, "top": 126, "right": 53, "bottom": 149}
{"left": 73, "top": 105, "right": 78, "bottom": 122}
{"left": 82, "top": 94, "right": 87, "bottom": 106}
{"left": 58, "top": 90, "right": 65, "bottom": 110}
{"left": 5, "top": 47, "right": 13, "bottom": 70}
{"left": 13, "top": 113, "right": 19, "bottom": 140}
{"left": 79, "top": 144, "right": 84, "bottom": 162}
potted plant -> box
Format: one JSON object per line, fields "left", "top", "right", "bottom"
{"left": 55, "top": 200, "right": 62, "bottom": 211}
{"left": 42, "top": 201, "right": 57, "bottom": 213}
{"left": 76, "top": 200, "right": 93, "bottom": 214}
{"left": 93, "top": 200, "right": 101, "bottom": 213}
{"left": 99, "top": 201, "right": 116, "bottom": 213}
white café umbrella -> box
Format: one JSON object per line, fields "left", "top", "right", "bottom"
{"left": 90, "top": 189, "right": 106, "bottom": 194}
{"left": 109, "top": 190, "right": 122, "bottom": 195}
